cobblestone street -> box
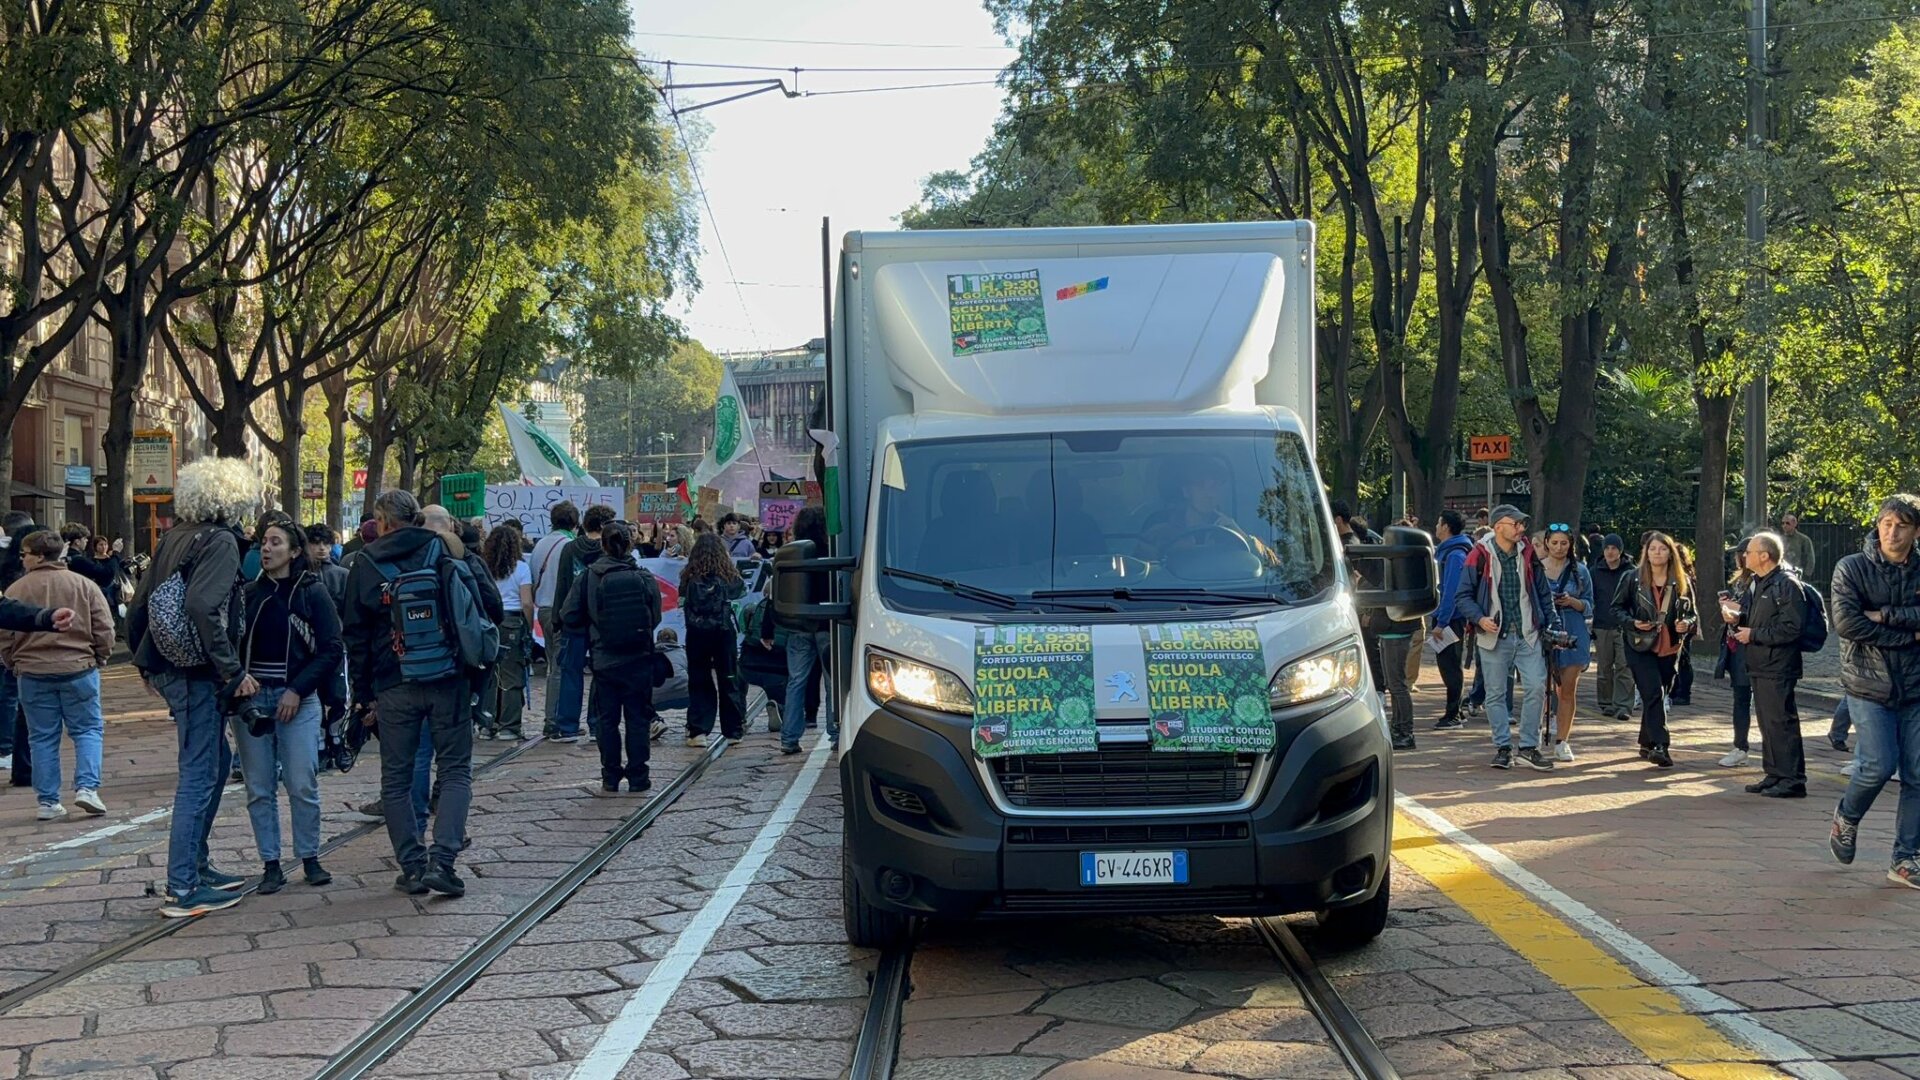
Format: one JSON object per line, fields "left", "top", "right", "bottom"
{"left": 1, "top": 657, "right": 1916, "bottom": 1080}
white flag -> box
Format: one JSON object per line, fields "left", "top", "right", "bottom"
{"left": 497, "top": 404, "right": 596, "bottom": 485}
{"left": 690, "top": 365, "right": 756, "bottom": 488}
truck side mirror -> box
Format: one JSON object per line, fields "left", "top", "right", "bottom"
{"left": 773, "top": 539, "right": 854, "bottom": 623}
{"left": 1346, "top": 525, "right": 1439, "bottom": 622}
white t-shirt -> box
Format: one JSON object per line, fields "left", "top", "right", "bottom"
{"left": 530, "top": 531, "right": 572, "bottom": 608}
{"left": 496, "top": 560, "right": 532, "bottom": 613}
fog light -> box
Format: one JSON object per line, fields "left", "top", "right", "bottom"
{"left": 880, "top": 869, "right": 914, "bottom": 901}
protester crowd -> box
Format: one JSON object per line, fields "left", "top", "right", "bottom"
{"left": 8, "top": 457, "right": 1915, "bottom": 910}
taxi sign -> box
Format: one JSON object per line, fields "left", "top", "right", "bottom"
{"left": 1468, "top": 435, "right": 1512, "bottom": 462}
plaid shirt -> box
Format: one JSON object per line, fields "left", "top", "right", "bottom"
{"left": 1495, "top": 543, "right": 1523, "bottom": 636}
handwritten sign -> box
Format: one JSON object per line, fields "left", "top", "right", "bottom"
{"left": 484, "top": 484, "right": 622, "bottom": 539}
{"left": 1467, "top": 435, "right": 1512, "bottom": 462}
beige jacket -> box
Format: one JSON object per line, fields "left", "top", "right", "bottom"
{"left": 2, "top": 562, "right": 114, "bottom": 676}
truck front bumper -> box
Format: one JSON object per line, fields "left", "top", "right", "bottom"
{"left": 841, "top": 694, "right": 1392, "bottom": 919}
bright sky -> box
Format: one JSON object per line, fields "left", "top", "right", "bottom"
{"left": 633, "top": 2, "right": 1017, "bottom": 355}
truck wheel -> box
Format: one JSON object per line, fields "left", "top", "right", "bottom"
{"left": 842, "top": 818, "right": 913, "bottom": 949}
{"left": 1314, "top": 865, "right": 1391, "bottom": 950}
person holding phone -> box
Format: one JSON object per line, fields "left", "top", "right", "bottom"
{"left": 1610, "top": 532, "right": 1695, "bottom": 768}
{"left": 1539, "top": 524, "right": 1593, "bottom": 762}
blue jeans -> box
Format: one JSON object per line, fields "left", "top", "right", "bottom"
{"left": 782, "top": 630, "right": 836, "bottom": 748}
{"left": 20, "top": 670, "right": 104, "bottom": 805}
{"left": 1829, "top": 696, "right": 1853, "bottom": 745}
{"left": 0, "top": 667, "right": 16, "bottom": 756}
{"left": 155, "top": 672, "right": 233, "bottom": 896}
{"left": 1837, "top": 696, "right": 1920, "bottom": 865}
{"left": 1479, "top": 634, "right": 1546, "bottom": 751}
{"left": 231, "top": 688, "right": 323, "bottom": 862}
{"left": 552, "top": 631, "right": 588, "bottom": 737}
{"left": 412, "top": 733, "right": 433, "bottom": 838}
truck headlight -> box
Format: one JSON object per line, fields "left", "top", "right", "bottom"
{"left": 1269, "top": 641, "right": 1365, "bottom": 709}
{"left": 867, "top": 648, "right": 975, "bottom": 715}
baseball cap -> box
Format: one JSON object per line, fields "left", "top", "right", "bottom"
{"left": 1489, "top": 503, "right": 1529, "bottom": 526}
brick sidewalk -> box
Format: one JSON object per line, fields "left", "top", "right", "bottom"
{"left": 1396, "top": 649, "right": 1920, "bottom": 1077}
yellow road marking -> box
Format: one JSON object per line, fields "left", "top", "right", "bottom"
{"left": 1392, "top": 810, "right": 1785, "bottom": 1079}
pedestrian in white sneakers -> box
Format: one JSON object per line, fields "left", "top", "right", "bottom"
{"left": 1539, "top": 523, "right": 1593, "bottom": 762}
{"left": 2, "top": 531, "right": 112, "bottom": 821}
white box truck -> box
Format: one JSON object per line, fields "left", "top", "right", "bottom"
{"left": 773, "top": 221, "right": 1436, "bottom": 948}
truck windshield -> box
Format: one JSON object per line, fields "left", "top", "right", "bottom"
{"left": 877, "top": 429, "right": 1334, "bottom": 614}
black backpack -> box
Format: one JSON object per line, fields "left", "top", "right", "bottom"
{"left": 682, "top": 576, "right": 737, "bottom": 633}
{"left": 1794, "top": 574, "right": 1829, "bottom": 653}
{"left": 588, "top": 564, "right": 659, "bottom": 651}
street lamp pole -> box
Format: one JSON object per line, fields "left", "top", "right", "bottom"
{"left": 657, "top": 433, "right": 673, "bottom": 483}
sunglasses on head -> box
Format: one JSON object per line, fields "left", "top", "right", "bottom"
{"left": 1547, "top": 522, "right": 1571, "bottom": 533}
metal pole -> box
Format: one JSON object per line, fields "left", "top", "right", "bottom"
{"left": 1485, "top": 462, "right": 1493, "bottom": 517}
{"left": 1742, "top": 0, "right": 1769, "bottom": 534}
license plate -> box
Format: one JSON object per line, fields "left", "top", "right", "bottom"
{"left": 1079, "top": 850, "right": 1188, "bottom": 886}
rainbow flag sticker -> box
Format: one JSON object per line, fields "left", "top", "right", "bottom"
{"left": 1054, "top": 277, "right": 1109, "bottom": 301}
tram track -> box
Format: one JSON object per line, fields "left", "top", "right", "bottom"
{"left": 857, "top": 912, "right": 1398, "bottom": 1080}
{"left": 0, "top": 730, "right": 549, "bottom": 1016}
{"left": 312, "top": 689, "right": 769, "bottom": 1080}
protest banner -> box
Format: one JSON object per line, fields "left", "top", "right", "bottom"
{"left": 485, "top": 484, "right": 622, "bottom": 539}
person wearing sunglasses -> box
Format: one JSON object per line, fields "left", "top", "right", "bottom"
{"left": 1539, "top": 523, "right": 1593, "bottom": 761}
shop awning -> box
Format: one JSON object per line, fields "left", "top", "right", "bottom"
{"left": 9, "top": 481, "right": 63, "bottom": 501}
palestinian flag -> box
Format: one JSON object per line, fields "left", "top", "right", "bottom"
{"left": 670, "top": 477, "right": 693, "bottom": 520}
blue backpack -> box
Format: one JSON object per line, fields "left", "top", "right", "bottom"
{"left": 373, "top": 539, "right": 499, "bottom": 682}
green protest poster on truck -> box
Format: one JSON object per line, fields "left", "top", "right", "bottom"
{"left": 1141, "top": 623, "right": 1272, "bottom": 753}
{"left": 971, "top": 624, "right": 1096, "bottom": 757}
{"left": 949, "top": 269, "right": 1049, "bottom": 356}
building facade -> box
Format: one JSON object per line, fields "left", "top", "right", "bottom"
{"left": 723, "top": 339, "right": 826, "bottom": 461}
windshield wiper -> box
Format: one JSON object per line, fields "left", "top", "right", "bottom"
{"left": 1030, "top": 587, "right": 1290, "bottom": 608}
{"left": 882, "top": 567, "right": 1116, "bottom": 612}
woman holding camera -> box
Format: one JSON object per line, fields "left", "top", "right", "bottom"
{"left": 235, "top": 520, "right": 344, "bottom": 892}
{"left": 1539, "top": 524, "right": 1594, "bottom": 762}
{"left": 1611, "top": 531, "right": 1695, "bottom": 769}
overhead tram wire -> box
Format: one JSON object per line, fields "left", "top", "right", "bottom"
{"left": 666, "top": 67, "right": 769, "bottom": 358}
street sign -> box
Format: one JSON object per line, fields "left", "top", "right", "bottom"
{"left": 303, "top": 471, "right": 323, "bottom": 500}
{"left": 352, "top": 469, "right": 368, "bottom": 490}
{"left": 1467, "top": 435, "right": 1512, "bottom": 462}
{"left": 64, "top": 464, "right": 93, "bottom": 488}
{"left": 132, "top": 430, "right": 175, "bottom": 504}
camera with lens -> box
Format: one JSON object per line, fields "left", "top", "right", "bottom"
{"left": 1545, "top": 628, "right": 1575, "bottom": 651}
{"left": 229, "top": 698, "right": 275, "bottom": 738}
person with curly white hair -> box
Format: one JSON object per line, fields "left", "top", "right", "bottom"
{"left": 129, "top": 456, "right": 262, "bottom": 918}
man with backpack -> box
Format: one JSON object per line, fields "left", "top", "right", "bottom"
{"left": 545, "top": 504, "right": 612, "bottom": 743}
{"left": 1729, "top": 531, "right": 1810, "bottom": 798}
{"left": 561, "top": 522, "right": 661, "bottom": 794}
{"left": 342, "top": 489, "right": 498, "bottom": 899}
{"left": 127, "top": 458, "right": 260, "bottom": 918}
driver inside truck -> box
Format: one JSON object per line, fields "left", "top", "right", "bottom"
{"left": 1137, "top": 456, "right": 1274, "bottom": 564}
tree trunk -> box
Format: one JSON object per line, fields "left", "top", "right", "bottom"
{"left": 1694, "top": 391, "right": 1735, "bottom": 642}
{"left": 101, "top": 292, "right": 158, "bottom": 551}
{"left": 396, "top": 434, "right": 419, "bottom": 496}
{"left": 324, "top": 373, "right": 347, "bottom": 530}
{"left": 0, "top": 436, "right": 14, "bottom": 508}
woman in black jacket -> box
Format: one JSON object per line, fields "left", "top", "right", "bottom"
{"left": 234, "top": 521, "right": 344, "bottom": 893}
{"left": 1612, "top": 531, "right": 1696, "bottom": 768}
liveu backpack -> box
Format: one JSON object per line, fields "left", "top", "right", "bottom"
{"left": 373, "top": 539, "right": 499, "bottom": 681}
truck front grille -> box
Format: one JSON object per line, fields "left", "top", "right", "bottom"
{"left": 988, "top": 749, "right": 1257, "bottom": 810}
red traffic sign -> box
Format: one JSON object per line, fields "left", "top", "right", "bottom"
{"left": 352, "top": 469, "right": 368, "bottom": 490}
{"left": 1468, "top": 435, "right": 1512, "bottom": 462}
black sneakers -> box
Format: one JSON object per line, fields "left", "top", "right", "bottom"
{"left": 258, "top": 861, "right": 286, "bottom": 895}
{"left": 1433, "top": 715, "right": 1465, "bottom": 730}
{"left": 394, "top": 871, "right": 429, "bottom": 896}
{"left": 1744, "top": 778, "right": 1779, "bottom": 793}
{"left": 1391, "top": 736, "right": 1417, "bottom": 751}
{"left": 1830, "top": 812, "right": 1859, "bottom": 864}
{"left": 1516, "top": 747, "right": 1555, "bottom": 772}
{"left": 303, "top": 858, "right": 332, "bottom": 886}
{"left": 1761, "top": 784, "right": 1806, "bottom": 799}
{"left": 1647, "top": 746, "right": 1674, "bottom": 768}
{"left": 422, "top": 863, "right": 465, "bottom": 898}
{"left": 1490, "top": 747, "right": 1512, "bottom": 769}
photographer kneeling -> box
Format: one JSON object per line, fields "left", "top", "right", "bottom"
{"left": 235, "top": 520, "right": 344, "bottom": 892}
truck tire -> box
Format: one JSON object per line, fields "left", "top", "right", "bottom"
{"left": 842, "top": 817, "right": 913, "bottom": 949}
{"left": 1314, "top": 864, "right": 1391, "bottom": 949}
